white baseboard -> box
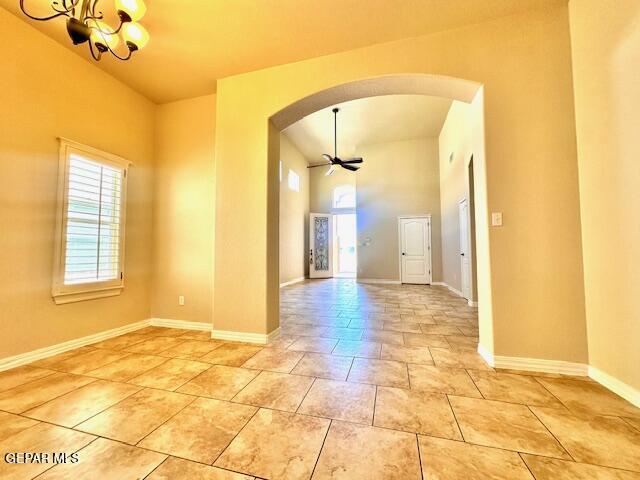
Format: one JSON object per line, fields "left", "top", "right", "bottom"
{"left": 475, "top": 344, "right": 588, "bottom": 376}
{"left": 494, "top": 355, "right": 588, "bottom": 376}
{"left": 357, "top": 278, "right": 401, "bottom": 285}
{"left": 432, "top": 281, "right": 479, "bottom": 306}
{"left": 150, "top": 318, "right": 212, "bottom": 331}
{"left": 0, "top": 319, "right": 149, "bottom": 373}
{"left": 589, "top": 366, "right": 640, "bottom": 408}
{"left": 477, "top": 343, "right": 494, "bottom": 367}
{"left": 279, "top": 277, "right": 306, "bottom": 288}
{"left": 212, "top": 327, "right": 281, "bottom": 345}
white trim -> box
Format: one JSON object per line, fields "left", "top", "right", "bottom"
{"left": 459, "top": 197, "right": 472, "bottom": 301}
{"left": 211, "top": 327, "right": 281, "bottom": 345}
{"left": 589, "top": 366, "right": 640, "bottom": 408}
{"left": 447, "top": 285, "right": 463, "bottom": 297}
{"left": 279, "top": 277, "right": 306, "bottom": 288}
{"left": 0, "top": 319, "right": 149, "bottom": 372}
{"left": 357, "top": 278, "right": 401, "bottom": 285}
{"left": 491, "top": 355, "right": 588, "bottom": 376}
{"left": 397, "top": 215, "right": 432, "bottom": 285}
{"left": 149, "top": 318, "right": 212, "bottom": 331}
{"left": 52, "top": 138, "right": 130, "bottom": 304}
{"left": 477, "top": 343, "right": 495, "bottom": 367}
{"left": 433, "top": 281, "right": 464, "bottom": 298}
{"left": 433, "top": 282, "right": 478, "bottom": 306}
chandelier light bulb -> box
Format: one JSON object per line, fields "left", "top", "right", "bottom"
{"left": 123, "top": 22, "right": 150, "bottom": 50}
{"left": 115, "top": 0, "right": 147, "bottom": 22}
{"left": 90, "top": 21, "right": 120, "bottom": 50}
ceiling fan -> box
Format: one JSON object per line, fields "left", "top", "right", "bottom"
{"left": 307, "top": 107, "right": 363, "bottom": 176}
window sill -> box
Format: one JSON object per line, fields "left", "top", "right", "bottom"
{"left": 52, "top": 286, "right": 123, "bottom": 305}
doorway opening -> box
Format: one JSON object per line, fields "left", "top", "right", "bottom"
{"left": 334, "top": 213, "right": 357, "bottom": 277}
{"left": 272, "top": 74, "right": 490, "bottom": 354}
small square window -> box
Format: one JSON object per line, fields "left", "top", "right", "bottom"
{"left": 288, "top": 169, "right": 300, "bottom": 192}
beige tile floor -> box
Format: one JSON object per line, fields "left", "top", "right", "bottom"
{"left": 0, "top": 279, "right": 639, "bottom": 479}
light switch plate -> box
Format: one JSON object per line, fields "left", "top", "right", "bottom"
{"left": 491, "top": 212, "right": 503, "bottom": 227}
{"left": 178, "top": 295, "right": 185, "bottom": 306}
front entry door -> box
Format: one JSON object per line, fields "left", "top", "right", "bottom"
{"left": 309, "top": 213, "right": 333, "bottom": 278}
{"left": 399, "top": 217, "right": 431, "bottom": 284}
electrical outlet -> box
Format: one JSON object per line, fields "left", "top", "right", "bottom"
{"left": 491, "top": 212, "right": 503, "bottom": 227}
{"left": 178, "top": 295, "right": 185, "bottom": 306}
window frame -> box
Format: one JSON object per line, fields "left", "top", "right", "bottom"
{"left": 52, "top": 138, "right": 131, "bottom": 304}
{"left": 332, "top": 184, "right": 356, "bottom": 210}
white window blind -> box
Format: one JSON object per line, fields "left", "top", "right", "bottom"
{"left": 52, "top": 139, "right": 129, "bottom": 304}
{"left": 64, "top": 155, "right": 123, "bottom": 285}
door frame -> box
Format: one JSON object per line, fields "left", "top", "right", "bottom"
{"left": 333, "top": 211, "right": 357, "bottom": 277}
{"left": 397, "top": 214, "right": 432, "bottom": 284}
{"left": 309, "top": 213, "right": 334, "bottom": 279}
{"left": 459, "top": 197, "right": 472, "bottom": 300}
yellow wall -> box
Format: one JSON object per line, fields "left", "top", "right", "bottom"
{"left": 279, "top": 135, "right": 309, "bottom": 284}
{"left": 213, "top": 5, "right": 588, "bottom": 363}
{"left": 439, "top": 101, "right": 477, "bottom": 297}
{"left": 569, "top": 0, "right": 640, "bottom": 390}
{"left": 355, "top": 138, "right": 442, "bottom": 282}
{"left": 0, "top": 9, "right": 155, "bottom": 357}
{"left": 152, "top": 95, "right": 216, "bottom": 324}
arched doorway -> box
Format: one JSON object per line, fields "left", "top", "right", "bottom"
{"left": 265, "top": 74, "right": 494, "bottom": 356}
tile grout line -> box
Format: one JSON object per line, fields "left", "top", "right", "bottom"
{"left": 517, "top": 452, "right": 537, "bottom": 479}
{"left": 526, "top": 404, "right": 576, "bottom": 462}
{"left": 444, "top": 394, "right": 465, "bottom": 442}
{"left": 309, "top": 418, "right": 333, "bottom": 479}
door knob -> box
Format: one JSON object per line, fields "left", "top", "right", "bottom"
{"left": 461, "top": 253, "right": 465, "bottom": 256}
{"left": 402, "top": 252, "right": 406, "bottom": 256}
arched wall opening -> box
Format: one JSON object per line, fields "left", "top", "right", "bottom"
{"left": 212, "top": 9, "right": 588, "bottom": 366}
{"left": 268, "top": 74, "right": 495, "bottom": 355}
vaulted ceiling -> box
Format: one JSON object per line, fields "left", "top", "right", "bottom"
{"left": 2, "top": 0, "right": 563, "bottom": 103}
{"left": 284, "top": 95, "right": 453, "bottom": 161}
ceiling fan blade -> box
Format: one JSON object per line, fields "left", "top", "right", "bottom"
{"left": 325, "top": 165, "right": 336, "bottom": 176}
{"left": 322, "top": 154, "right": 333, "bottom": 163}
{"left": 307, "top": 163, "right": 330, "bottom": 169}
{"left": 341, "top": 164, "right": 360, "bottom": 172}
{"left": 342, "top": 158, "right": 363, "bottom": 164}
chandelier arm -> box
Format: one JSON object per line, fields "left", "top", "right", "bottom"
{"left": 104, "top": 42, "right": 133, "bottom": 61}
{"left": 20, "top": 0, "right": 75, "bottom": 20}
{"left": 87, "top": 0, "right": 104, "bottom": 20}
{"left": 87, "top": 18, "right": 125, "bottom": 34}
{"left": 88, "top": 39, "right": 102, "bottom": 61}
{"left": 52, "top": 0, "right": 80, "bottom": 14}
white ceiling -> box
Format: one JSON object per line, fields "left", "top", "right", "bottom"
{"left": 283, "top": 95, "right": 453, "bottom": 162}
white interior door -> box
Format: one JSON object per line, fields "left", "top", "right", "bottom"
{"left": 399, "top": 217, "right": 431, "bottom": 284}
{"left": 309, "top": 213, "right": 333, "bottom": 278}
{"left": 459, "top": 199, "right": 471, "bottom": 300}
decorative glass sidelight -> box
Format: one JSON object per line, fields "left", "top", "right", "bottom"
{"left": 314, "top": 216, "right": 329, "bottom": 271}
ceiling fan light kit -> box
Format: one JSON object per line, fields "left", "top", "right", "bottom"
{"left": 19, "top": 0, "right": 149, "bottom": 61}
{"left": 308, "top": 107, "right": 364, "bottom": 176}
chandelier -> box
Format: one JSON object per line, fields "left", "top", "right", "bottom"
{"left": 19, "top": 0, "right": 149, "bottom": 61}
